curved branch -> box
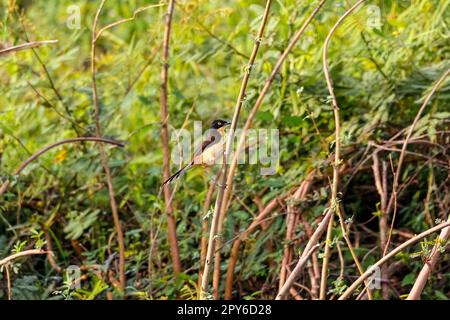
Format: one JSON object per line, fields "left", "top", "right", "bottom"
{"left": 319, "top": 0, "right": 366, "bottom": 300}
{"left": 94, "top": 3, "right": 165, "bottom": 42}
{"left": 0, "top": 249, "right": 48, "bottom": 266}
{"left": 276, "top": 209, "right": 332, "bottom": 299}
{"left": 201, "top": 0, "right": 273, "bottom": 300}
{"left": 14, "top": 137, "right": 124, "bottom": 176}
{"left": 407, "top": 215, "right": 450, "bottom": 300}
{"left": 339, "top": 221, "right": 450, "bottom": 300}
{"left": 159, "top": 0, "right": 182, "bottom": 274}
{"left": 219, "top": 0, "right": 328, "bottom": 237}
{"left": 384, "top": 67, "right": 450, "bottom": 255}
{"left": 0, "top": 40, "right": 58, "bottom": 56}
{"left": 225, "top": 192, "right": 290, "bottom": 299}
{"left": 0, "top": 137, "right": 125, "bottom": 197}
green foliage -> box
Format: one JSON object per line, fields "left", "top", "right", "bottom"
{"left": 0, "top": 0, "right": 449, "bottom": 300}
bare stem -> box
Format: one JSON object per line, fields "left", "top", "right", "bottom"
{"left": 339, "top": 221, "right": 450, "bottom": 300}
{"left": 159, "top": 0, "right": 182, "bottom": 273}
{"left": 407, "top": 214, "right": 450, "bottom": 299}
{"left": 0, "top": 40, "right": 58, "bottom": 55}
{"left": 276, "top": 209, "right": 332, "bottom": 299}
{"left": 383, "top": 67, "right": 450, "bottom": 255}
{"left": 91, "top": 0, "right": 125, "bottom": 291}
{"left": 200, "top": 0, "right": 273, "bottom": 300}
{"left": 319, "top": 0, "right": 366, "bottom": 299}
{"left": 0, "top": 249, "right": 48, "bottom": 266}
{"left": 0, "top": 137, "right": 124, "bottom": 197}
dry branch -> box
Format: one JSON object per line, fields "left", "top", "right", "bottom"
{"left": 0, "top": 137, "right": 124, "bottom": 197}
{"left": 218, "top": 0, "right": 328, "bottom": 248}
{"left": 94, "top": 3, "right": 165, "bottom": 42}
{"left": 159, "top": 0, "right": 182, "bottom": 274}
{"left": 0, "top": 40, "right": 58, "bottom": 56}
{"left": 224, "top": 192, "right": 291, "bottom": 299}
{"left": 383, "top": 67, "right": 450, "bottom": 256}
{"left": 279, "top": 171, "right": 315, "bottom": 294}
{"left": 276, "top": 209, "right": 332, "bottom": 299}
{"left": 91, "top": 0, "right": 125, "bottom": 290}
{"left": 0, "top": 249, "right": 47, "bottom": 266}
{"left": 319, "top": 0, "right": 366, "bottom": 299}
{"left": 200, "top": 0, "right": 273, "bottom": 300}
{"left": 407, "top": 215, "right": 450, "bottom": 300}
{"left": 339, "top": 221, "right": 450, "bottom": 300}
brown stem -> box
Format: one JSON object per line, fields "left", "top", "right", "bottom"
{"left": 0, "top": 40, "right": 58, "bottom": 55}
{"left": 319, "top": 0, "right": 366, "bottom": 299}
{"left": 224, "top": 194, "right": 287, "bottom": 299}
{"left": 5, "top": 265, "right": 11, "bottom": 300}
{"left": 371, "top": 152, "right": 389, "bottom": 298}
{"left": 0, "top": 137, "right": 124, "bottom": 197}
{"left": 278, "top": 171, "right": 315, "bottom": 297}
{"left": 0, "top": 249, "right": 47, "bottom": 266}
{"left": 91, "top": 0, "right": 126, "bottom": 290}
{"left": 219, "top": 0, "right": 328, "bottom": 254}
{"left": 201, "top": 0, "right": 273, "bottom": 300}
{"left": 407, "top": 215, "right": 450, "bottom": 300}
{"left": 159, "top": 0, "right": 182, "bottom": 274}
{"left": 44, "top": 229, "right": 62, "bottom": 273}
{"left": 198, "top": 174, "right": 219, "bottom": 296}
{"left": 384, "top": 67, "right": 450, "bottom": 255}
{"left": 340, "top": 221, "right": 450, "bottom": 300}
{"left": 302, "top": 218, "right": 320, "bottom": 299}
{"left": 335, "top": 204, "right": 373, "bottom": 299}
{"left": 276, "top": 208, "right": 331, "bottom": 302}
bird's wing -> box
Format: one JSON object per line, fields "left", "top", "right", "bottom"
{"left": 193, "top": 130, "right": 220, "bottom": 158}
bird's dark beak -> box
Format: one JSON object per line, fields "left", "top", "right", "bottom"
{"left": 225, "top": 121, "right": 232, "bottom": 126}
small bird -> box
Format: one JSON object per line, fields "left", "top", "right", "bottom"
{"left": 161, "top": 119, "right": 231, "bottom": 187}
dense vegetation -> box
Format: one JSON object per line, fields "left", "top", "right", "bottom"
{"left": 0, "top": 0, "right": 449, "bottom": 300}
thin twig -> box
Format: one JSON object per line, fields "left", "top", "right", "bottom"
{"left": 198, "top": 175, "right": 219, "bottom": 297}
{"left": 94, "top": 3, "right": 166, "bottom": 42}
{"left": 372, "top": 152, "right": 389, "bottom": 298}
{"left": 276, "top": 209, "right": 332, "bottom": 300}
{"left": 224, "top": 191, "right": 292, "bottom": 299}
{"left": 219, "top": 0, "right": 328, "bottom": 248}
{"left": 0, "top": 137, "right": 124, "bottom": 197}
{"left": 91, "top": 0, "right": 126, "bottom": 291}
{"left": 339, "top": 221, "right": 450, "bottom": 300}
{"left": 407, "top": 214, "right": 450, "bottom": 300}
{"left": 0, "top": 249, "right": 48, "bottom": 266}
{"left": 0, "top": 40, "right": 58, "bottom": 55}
{"left": 176, "top": 3, "right": 249, "bottom": 59}
{"left": 201, "top": 0, "right": 273, "bottom": 300}
{"left": 15, "top": 12, "right": 81, "bottom": 136}
{"left": 159, "top": 0, "right": 182, "bottom": 273}
{"left": 383, "top": 67, "right": 450, "bottom": 255}
{"left": 278, "top": 171, "right": 315, "bottom": 296}
{"left": 319, "top": 0, "right": 366, "bottom": 299}
{"left": 5, "top": 265, "right": 11, "bottom": 300}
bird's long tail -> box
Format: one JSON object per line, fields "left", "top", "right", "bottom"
{"left": 160, "top": 163, "right": 192, "bottom": 189}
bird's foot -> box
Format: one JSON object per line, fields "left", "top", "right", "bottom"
{"left": 215, "top": 181, "right": 228, "bottom": 189}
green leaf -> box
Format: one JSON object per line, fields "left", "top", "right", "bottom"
{"left": 401, "top": 273, "right": 416, "bottom": 286}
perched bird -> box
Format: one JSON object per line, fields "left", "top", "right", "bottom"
{"left": 161, "top": 119, "right": 231, "bottom": 187}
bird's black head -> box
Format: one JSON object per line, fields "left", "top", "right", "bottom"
{"left": 211, "top": 119, "right": 231, "bottom": 129}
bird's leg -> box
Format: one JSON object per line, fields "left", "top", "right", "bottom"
{"left": 214, "top": 171, "right": 227, "bottom": 189}
{"left": 209, "top": 166, "right": 225, "bottom": 188}
{"left": 215, "top": 181, "right": 228, "bottom": 189}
